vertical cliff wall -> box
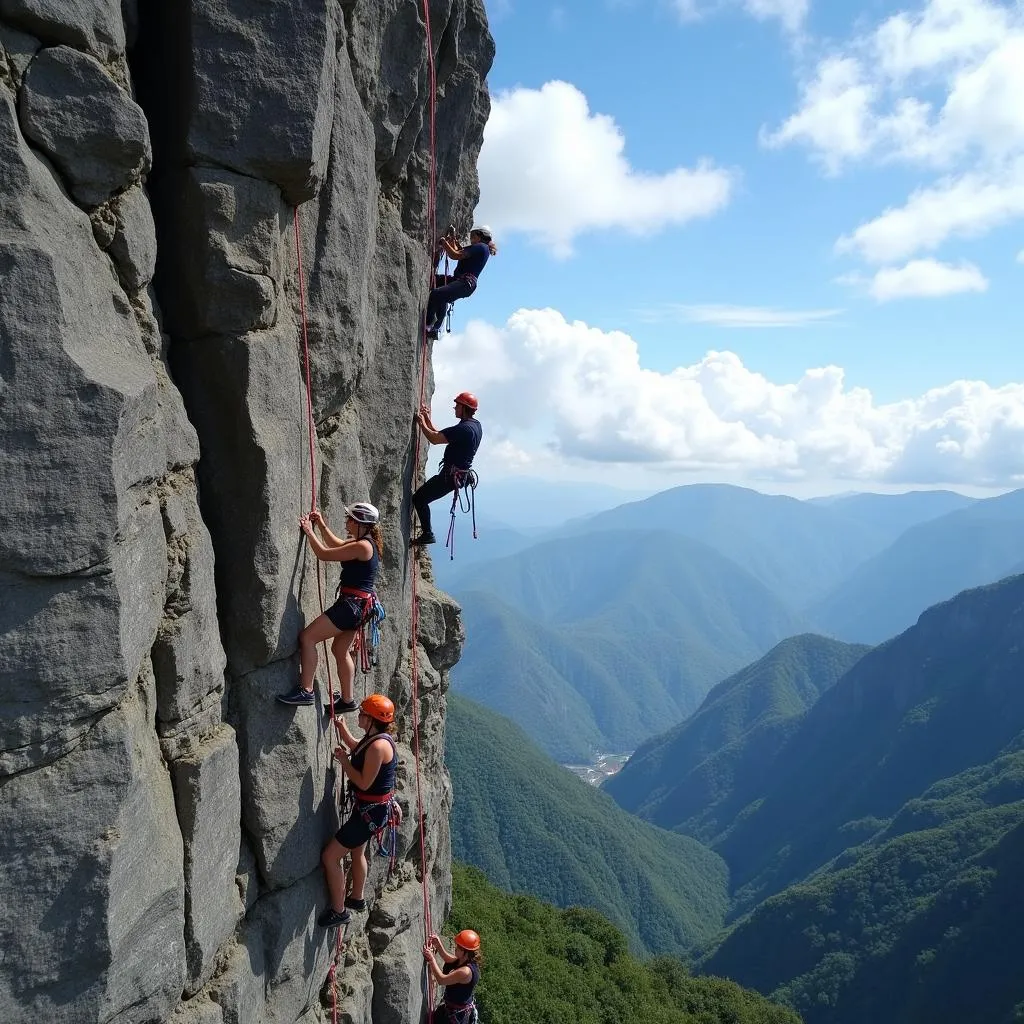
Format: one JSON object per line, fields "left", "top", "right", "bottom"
{"left": 0, "top": 2, "right": 493, "bottom": 1022}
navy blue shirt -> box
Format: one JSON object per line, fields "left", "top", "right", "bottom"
{"left": 340, "top": 537, "right": 379, "bottom": 593}
{"left": 351, "top": 732, "right": 397, "bottom": 798}
{"left": 453, "top": 242, "right": 490, "bottom": 280}
{"left": 441, "top": 418, "right": 482, "bottom": 471}
{"left": 443, "top": 962, "right": 479, "bottom": 1007}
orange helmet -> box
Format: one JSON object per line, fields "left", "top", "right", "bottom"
{"left": 360, "top": 694, "right": 395, "bottom": 724}
{"left": 454, "top": 929, "right": 480, "bottom": 952}
{"left": 454, "top": 391, "right": 478, "bottom": 412}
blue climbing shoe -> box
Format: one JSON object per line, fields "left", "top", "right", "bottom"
{"left": 276, "top": 686, "right": 315, "bottom": 707}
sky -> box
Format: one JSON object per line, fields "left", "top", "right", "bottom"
{"left": 432, "top": 0, "right": 1024, "bottom": 498}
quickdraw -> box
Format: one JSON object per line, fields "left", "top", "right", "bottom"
{"left": 336, "top": 586, "right": 387, "bottom": 672}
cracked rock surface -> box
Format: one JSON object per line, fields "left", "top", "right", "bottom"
{"left": 0, "top": 1, "right": 493, "bottom": 1021}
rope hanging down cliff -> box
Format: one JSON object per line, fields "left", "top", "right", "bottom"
{"left": 411, "top": 0, "right": 440, "bottom": 1016}
{"left": 292, "top": 207, "right": 347, "bottom": 1022}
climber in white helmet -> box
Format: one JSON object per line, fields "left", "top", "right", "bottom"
{"left": 424, "top": 224, "right": 497, "bottom": 341}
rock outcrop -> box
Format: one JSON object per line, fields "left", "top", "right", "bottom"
{"left": 0, "top": 1, "right": 493, "bottom": 1021}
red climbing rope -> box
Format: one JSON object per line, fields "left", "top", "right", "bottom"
{"left": 293, "top": 205, "right": 345, "bottom": 1023}
{"left": 411, "top": 0, "right": 440, "bottom": 1018}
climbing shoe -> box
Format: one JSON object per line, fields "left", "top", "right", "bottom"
{"left": 317, "top": 905, "right": 351, "bottom": 929}
{"left": 327, "top": 693, "right": 359, "bottom": 716}
{"left": 426, "top": 329, "right": 439, "bottom": 341}
{"left": 276, "top": 686, "right": 315, "bottom": 706}
{"left": 410, "top": 533, "right": 436, "bottom": 546}
{"left": 344, "top": 897, "right": 367, "bottom": 912}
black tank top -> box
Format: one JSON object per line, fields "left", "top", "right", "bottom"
{"left": 443, "top": 961, "right": 479, "bottom": 1006}
{"left": 351, "top": 732, "right": 397, "bottom": 798}
{"left": 340, "top": 535, "right": 379, "bottom": 594}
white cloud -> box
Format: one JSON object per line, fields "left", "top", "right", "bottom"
{"left": 836, "top": 162, "right": 1024, "bottom": 262}
{"left": 434, "top": 309, "right": 1024, "bottom": 486}
{"left": 765, "top": 0, "right": 1024, "bottom": 271}
{"left": 1017, "top": 249, "right": 1024, "bottom": 263}
{"left": 646, "top": 303, "right": 842, "bottom": 327}
{"left": 477, "top": 82, "right": 734, "bottom": 255}
{"left": 858, "top": 259, "right": 989, "bottom": 301}
{"left": 672, "top": 0, "right": 809, "bottom": 32}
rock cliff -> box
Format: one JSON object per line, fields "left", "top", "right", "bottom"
{"left": 0, "top": 2, "right": 493, "bottom": 1022}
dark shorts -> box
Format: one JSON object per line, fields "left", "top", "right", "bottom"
{"left": 335, "top": 801, "right": 390, "bottom": 849}
{"left": 325, "top": 595, "right": 369, "bottom": 631}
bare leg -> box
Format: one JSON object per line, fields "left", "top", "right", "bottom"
{"left": 330, "top": 630, "right": 358, "bottom": 702}
{"left": 349, "top": 842, "right": 369, "bottom": 901}
{"left": 321, "top": 838, "right": 351, "bottom": 912}
{"left": 300, "top": 614, "right": 342, "bottom": 692}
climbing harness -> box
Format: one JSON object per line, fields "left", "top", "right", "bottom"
{"left": 442, "top": 1001, "right": 479, "bottom": 1024}
{"left": 335, "top": 585, "right": 387, "bottom": 673}
{"left": 444, "top": 466, "right": 479, "bottom": 561}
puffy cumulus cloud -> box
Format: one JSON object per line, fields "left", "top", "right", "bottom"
{"left": 433, "top": 308, "right": 1024, "bottom": 486}
{"left": 477, "top": 81, "right": 734, "bottom": 256}
{"left": 857, "top": 258, "right": 990, "bottom": 301}
{"left": 765, "top": 0, "right": 1024, "bottom": 273}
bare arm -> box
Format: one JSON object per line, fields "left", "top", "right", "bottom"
{"left": 439, "top": 236, "right": 466, "bottom": 260}
{"left": 335, "top": 716, "right": 359, "bottom": 752}
{"left": 335, "top": 735, "right": 392, "bottom": 792}
{"left": 300, "top": 517, "right": 372, "bottom": 563}
{"left": 417, "top": 409, "right": 447, "bottom": 445}
{"left": 428, "top": 934, "right": 459, "bottom": 965}
{"left": 309, "top": 509, "right": 346, "bottom": 547}
{"left": 422, "top": 948, "right": 472, "bottom": 986}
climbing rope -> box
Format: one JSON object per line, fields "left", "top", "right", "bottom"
{"left": 411, "top": 0, "right": 440, "bottom": 1018}
{"left": 293, "top": 205, "right": 348, "bottom": 1024}
{"left": 292, "top": 0, "right": 443, "bottom": 1016}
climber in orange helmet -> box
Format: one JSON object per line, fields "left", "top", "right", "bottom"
{"left": 412, "top": 392, "right": 482, "bottom": 546}
{"left": 318, "top": 694, "right": 401, "bottom": 929}
{"left": 423, "top": 929, "right": 483, "bottom": 1024}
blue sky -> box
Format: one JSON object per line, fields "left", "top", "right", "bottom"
{"left": 433, "top": 0, "right": 1024, "bottom": 496}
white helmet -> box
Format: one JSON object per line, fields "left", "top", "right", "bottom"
{"left": 470, "top": 224, "right": 493, "bottom": 240}
{"left": 346, "top": 502, "right": 380, "bottom": 525}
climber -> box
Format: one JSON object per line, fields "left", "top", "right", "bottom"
{"left": 318, "top": 694, "right": 400, "bottom": 928}
{"left": 277, "top": 503, "right": 382, "bottom": 712}
{"left": 411, "top": 392, "right": 482, "bottom": 546}
{"left": 424, "top": 225, "right": 496, "bottom": 340}
{"left": 423, "top": 930, "right": 482, "bottom": 1024}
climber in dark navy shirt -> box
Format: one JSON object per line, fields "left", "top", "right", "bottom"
{"left": 412, "top": 392, "right": 482, "bottom": 546}
{"left": 425, "top": 225, "right": 497, "bottom": 341}
{"left": 423, "top": 929, "right": 482, "bottom": 1024}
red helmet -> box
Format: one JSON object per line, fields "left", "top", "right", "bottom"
{"left": 360, "top": 694, "right": 395, "bottom": 724}
{"left": 454, "top": 929, "right": 480, "bottom": 952}
{"left": 454, "top": 391, "right": 478, "bottom": 412}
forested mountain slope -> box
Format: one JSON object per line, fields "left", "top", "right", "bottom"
{"left": 604, "top": 635, "right": 870, "bottom": 841}
{"left": 446, "top": 696, "right": 729, "bottom": 956}
{"left": 450, "top": 864, "right": 801, "bottom": 1024}
{"left": 451, "top": 530, "right": 806, "bottom": 758}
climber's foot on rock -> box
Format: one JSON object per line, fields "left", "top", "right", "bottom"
{"left": 326, "top": 692, "right": 359, "bottom": 717}
{"left": 317, "top": 905, "right": 351, "bottom": 928}
{"left": 410, "top": 533, "right": 436, "bottom": 547}
{"left": 344, "top": 897, "right": 367, "bottom": 912}
{"left": 276, "top": 685, "right": 315, "bottom": 707}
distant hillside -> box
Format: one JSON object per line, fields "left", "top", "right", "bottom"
{"left": 446, "top": 696, "right": 729, "bottom": 956}
{"left": 703, "top": 747, "right": 1024, "bottom": 1024}
{"left": 450, "top": 529, "right": 808, "bottom": 759}
{"left": 605, "top": 635, "right": 870, "bottom": 841}
{"left": 810, "top": 489, "right": 1024, "bottom": 643}
{"left": 712, "top": 573, "right": 1024, "bottom": 910}
{"left": 549, "top": 483, "right": 890, "bottom": 606}
{"left": 450, "top": 863, "right": 802, "bottom": 1024}
{"left": 807, "top": 489, "right": 976, "bottom": 543}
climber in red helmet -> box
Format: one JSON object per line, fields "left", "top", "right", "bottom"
{"left": 425, "top": 225, "right": 497, "bottom": 341}
{"left": 423, "top": 929, "right": 483, "bottom": 1024}
{"left": 412, "top": 392, "right": 482, "bottom": 546}
{"left": 318, "top": 694, "right": 401, "bottom": 929}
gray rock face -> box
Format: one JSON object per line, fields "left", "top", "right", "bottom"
{"left": 0, "top": 0, "right": 124, "bottom": 59}
{"left": 19, "top": 44, "right": 150, "bottom": 207}
{"left": 1, "top": 0, "right": 493, "bottom": 1020}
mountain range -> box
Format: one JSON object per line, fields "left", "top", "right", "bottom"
{"left": 447, "top": 484, "right": 1024, "bottom": 760}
